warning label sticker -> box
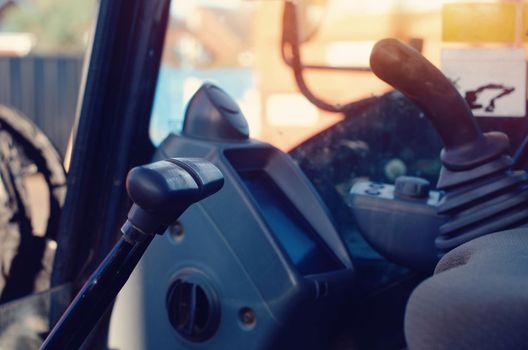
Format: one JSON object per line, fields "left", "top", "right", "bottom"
{"left": 441, "top": 48, "right": 526, "bottom": 118}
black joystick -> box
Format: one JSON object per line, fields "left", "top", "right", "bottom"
{"left": 40, "top": 158, "right": 223, "bottom": 350}
{"left": 370, "top": 39, "right": 528, "bottom": 254}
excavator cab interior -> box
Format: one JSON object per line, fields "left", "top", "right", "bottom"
{"left": 0, "top": 0, "right": 527, "bottom": 349}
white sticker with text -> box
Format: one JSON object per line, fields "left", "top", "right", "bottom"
{"left": 441, "top": 48, "right": 526, "bottom": 117}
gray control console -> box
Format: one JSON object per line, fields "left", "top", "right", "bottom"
{"left": 109, "top": 83, "right": 355, "bottom": 350}
{"left": 348, "top": 177, "right": 447, "bottom": 270}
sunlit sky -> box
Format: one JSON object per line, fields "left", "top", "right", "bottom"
{"left": 171, "top": 0, "right": 242, "bottom": 18}
{"left": 171, "top": 0, "right": 450, "bottom": 18}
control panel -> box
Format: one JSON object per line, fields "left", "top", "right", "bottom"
{"left": 109, "top": 83, "right": 356, "bottom": 350}
{"left": 348, "top": 177, "right": 447, "bottom": 270}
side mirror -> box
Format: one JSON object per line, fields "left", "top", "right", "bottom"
{"left": 281, "top": 0, "right": 424, "bottom": 114}
{"left": 281, "top": 0, "right": 370, "bottom": 114}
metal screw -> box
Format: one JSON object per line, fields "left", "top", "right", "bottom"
{"left": 168, "top": 221, "right": 185, "bottom": 241}
{"left": 239, "top": 307, "right": 256, "bottom": 328}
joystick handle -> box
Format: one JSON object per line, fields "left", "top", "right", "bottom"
{"left": 370, "top": 38, "right": 508, "bottom": 170}
{"left": 126, "top": 158, "right": 224, "bottom": 234}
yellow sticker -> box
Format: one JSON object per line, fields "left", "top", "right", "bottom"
{"left": 523, "top": 4, "right": 528, "bottom": 42}
{"left": 443, "top": 3, "right": 516, "bottom": 43}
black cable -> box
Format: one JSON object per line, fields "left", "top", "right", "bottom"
{"left": 513, "top": 133, "right": 528, "bottom": 170}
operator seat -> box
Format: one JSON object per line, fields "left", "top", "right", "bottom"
{"left": 404, "top": 228, "right": 528, "bottom": 349}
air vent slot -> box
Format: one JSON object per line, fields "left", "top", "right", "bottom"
{"left": 166, "top": 270, "right": 220, "bottom": 342}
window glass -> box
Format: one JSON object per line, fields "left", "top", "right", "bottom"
{"left": 149, "top": 0, "right": 452, "bottom": 149}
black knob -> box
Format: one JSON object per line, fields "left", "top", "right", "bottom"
{"left": 395, "top": 176, "right": 430, "bottom": 200}
{"left": 126, "top": 158, "right": 223, "bottom": 234}
{"left": 370, "top": 39, "right": 509, "bottom": 170}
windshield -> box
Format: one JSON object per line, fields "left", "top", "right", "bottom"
{"left": 149, "top": 0, "right": 455, "bottom": 150}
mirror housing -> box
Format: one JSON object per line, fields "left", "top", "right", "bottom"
{"left": 294, "top": 0, "right": 328, "bottom": 44}
{"left": 281, "top": 1, "right": 424, "bottom": 114}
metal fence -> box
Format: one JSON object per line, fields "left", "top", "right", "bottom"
{"left": 0, "top": 55, "right": 84, "bottom": 158}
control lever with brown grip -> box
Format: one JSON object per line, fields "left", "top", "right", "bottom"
{"left": 369, "top": 38, "right": 509, "bottom": 171}
{"left": 359, "top": 38, "right": 528, "bottom": 256}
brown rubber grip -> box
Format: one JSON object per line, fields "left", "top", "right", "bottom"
{"left": 370, "top": 38, "right": 481, "bottom": 150}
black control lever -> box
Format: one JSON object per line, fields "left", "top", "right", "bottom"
{"left": 364, "top": 38, "right": 528, "bottom": 256}
{"left": 40, "top": 158, "right": 223, "bottom": 350}
{"left": 370, "top": 38, "right": 509, "bottom": 171}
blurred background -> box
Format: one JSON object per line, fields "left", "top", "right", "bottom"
{"left": 1, "top": 0, "right": 526, "bottom": 154}
{"left": 0, "top": 0, "right": 95, "bottom": 157}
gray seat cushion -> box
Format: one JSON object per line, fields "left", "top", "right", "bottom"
{"left": 405, "top": 228, "right": 528, "bottom": 350}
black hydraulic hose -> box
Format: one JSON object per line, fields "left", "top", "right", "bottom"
{"left": 0, "top": 105, "right": 66, "bottom": 241}
{"left": 0, "top": 105, "right": 66, "bottom": 302}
